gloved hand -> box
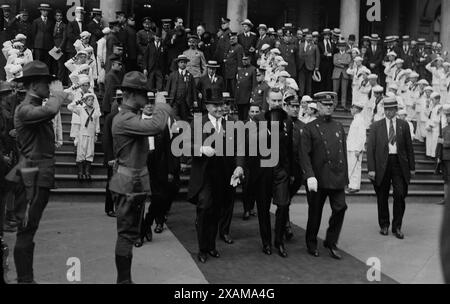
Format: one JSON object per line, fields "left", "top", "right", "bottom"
{"left": 307, "top": 177, "right": 318, "bottom": 193}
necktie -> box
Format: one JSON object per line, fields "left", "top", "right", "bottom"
{"left": 215, "top": 119, "right": 220, "bottom": 133}
{"left": 43, "top": 17, "right": 47, "bottom": 23}
{"left": 389, "top": 119, "right": 396, "bottom": 146}
{"left": 304, "top": 42, "right": 308, "bottom": 52}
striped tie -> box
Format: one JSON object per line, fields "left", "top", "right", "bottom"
{"left": 389, "top": 119, "right": 396, "bottom": 146}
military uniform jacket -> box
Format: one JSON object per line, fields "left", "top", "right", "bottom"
{"left": 214, "top": 28, "right": 231, "bottom": 63}
{"left": 223, "top": 43, "right": 244, "bottom": 79}
{"left": 366, "top": 118, "right": 416, "bottom": 186}
{"left": 279, "top": 41, "right": 298, "bottom": 78}
{"left": 137, "top": 29, "right": 155, "bottom": 56}
{"left": 300, "top": 116, "right": 349, "bottom": 190}
{"left": 109, "top": 103, "right": 172, "bottom": 194}
{"left": 291, "top": 117, "right": 305, "bottom": 180}
{"left": 235, "top": 65, "right": 257, "bottom": 105}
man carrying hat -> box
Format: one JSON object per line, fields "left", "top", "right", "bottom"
{"left": 52, "top": 9, "right": 67, "bottom": 85}
{"left": 367, "top": 96, "right": 415, "bottom": 239}
{"left": 109, "top": 71, "right": 172, "bottom": 283}
{"left": 297, "top": 33, "right": 320, "bottom": 97}
{"left": 197, "top": 60, "right": 225, "bottom": 113}
{"left": 32, "top": 4, "right": 54, "bottom": 68}
{"left": 66, "top": 6, "right": 85, "bottom": 59}
{"left": 300, "top": 91, "right": 348, "bottom": 259}
{"left": 4, "top": 61, "right": 69, "bottom": 283}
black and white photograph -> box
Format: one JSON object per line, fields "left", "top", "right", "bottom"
{"left": 1, "top": 0, "right": 450, "bottom": 292}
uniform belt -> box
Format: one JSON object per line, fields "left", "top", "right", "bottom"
{"left": 117, "top": 165, "right": 148, "bottom": 177}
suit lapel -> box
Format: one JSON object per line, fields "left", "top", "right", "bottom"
{"left": 381, "top": 119, "right": 389, "bottom": 147}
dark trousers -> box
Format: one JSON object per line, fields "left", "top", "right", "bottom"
{"left": 105, "top": 166, "right": 115, "bottom": 214}
{"left": 126, "top": 58, "right": 139, "bottom": 73}
{"left": 113, "top": 193, "right": 145, "bottom": 257}
{"left": 306, "top": 188, "right": 347, "bottom": 250}
{"left": 243, "top": 167, "right": 257, "bottom": 212}
{"left": 441, "top": 179, "right": 450, "bottom": 283}
{"left": 51, "top": 53, "right": 68, "bottom": 86}
{"left": 172, "top": 98, "right": 191, "bottom": 121}
{"left": 34, "top": 49, "right": 52, "bottom": 69}
{"left": 147, "top": 70, "right": 164, "bottom": 91}
{"left": 218, "top": 186, "right": 235, "bottom": 237}
{"left": 225, "top": 78, "right": 236, "bottom": 97}
{"left": 374, "top": 155, "right": 408, "bottom": 231}
{"left": 13, "top": 185, "right": 50, "bottom": 283}
{"left": 298, "top": 67, "right": 313, "bottom": 97}
{"left": 255, "top": 168, "right": 290, "bottom": 247}
{"left": 237, "top": 104, "right": 250, "bottom": 121}
{"left": 320, "top": 60, "right": 333, "bottom": 91}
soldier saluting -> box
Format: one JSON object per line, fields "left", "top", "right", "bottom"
{"left": 300, "top": 91, "right": 348, "bottom": 260}
{"left": 109, "top": 71, "right": 172, "bottom": 284}
{"left": 5, "top": 61, "right": 69, "bottom": 283}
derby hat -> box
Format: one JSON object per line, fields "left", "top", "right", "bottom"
{"left": 13, "top": 60, "right": 57, "bottom": 83}
{"left": 119, "top": 71, "right": 151, "bottom": 92}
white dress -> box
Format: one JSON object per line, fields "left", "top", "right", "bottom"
{"left": 70, "top": 105, "right": 101, "bottom": 162}
{"left": 96, "top": 37, "right": 107, "bottom": 84}
{"left": 425, "top": 104, "right": 442, "bottom": 158}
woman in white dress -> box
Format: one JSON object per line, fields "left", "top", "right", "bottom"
{"left": 425, "top": 92, "right": 443, "bottom": 158}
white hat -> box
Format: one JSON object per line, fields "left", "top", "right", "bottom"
{"left": 389, "top": 83, "right": 398, "bottom": 91}
{"left": 397, "top": 109, "right": 407, "bottom": 116}
{"left": 308, "top": 102, "right": 318, "bottom": 110}
{"left": 75, "top": 6, "right": 85, "bottom": 12}
{"left": 261, "top": 44, "right": 271, "bottom": 51}
{"left": 78, "top": 74, "right": 90, "bottom": 84}
{"left": 357, "top": 67, "right": 371, "bottom": 76}
{"left": 270, "top": 48, "right": 281, "bottom": 55}
{"left": 443, "top": 62, "right": 450, "bottom": 68}
{"left": 69, "top": 73, "right": 79, "bottom": 84}
{"left": 13, "top": 41, "right": 24, "bottom": 48}
{"left": 386, "top": 91, "right": 396, "bottom": 98}
{"left": 277, "top": 71, "right": 291, "bottom": 78}
{"left": 76, "top": 50, "right": 88, "bottom": 57}
{"left": 417, "top": 79, "right": 429, "bottom": 85}
{"left": 395, "top": 58, "right": 404, "bottom": 64}
{"left": 278, "top": 61, "right": 289, "bottom": 67}
{"left": 431, "top": 92, "right": 441, "bottom": 99}
{"left": 354, "top": 56, "right": 363, "bottom": 62}
{"left": 368, "top": 74, "right": 378, "bottom": 80}
{"left": 15, "top": 34, "right": 27, "bottom": 41}
{"left": 424, "top": 86, "right": 434, "bottom": 91}
{"left": 82, "top": 92, "right": 96, "bottom": 100}
{"left": 373, "top": 85, "right": 384, "bottom": 93}
{"left": 241, "top": 19, "right": 254, "bottom": 27}
{"left": 351, "top": 48, "right": 360, "bottom": 55}
{"left": 301, "top": 95, "right": 313, "bottom": 102}
{"left": 274, "top": 55, "right": 284, "bottom": 62}
{"left": 409, "top": 71, "right": 420, "bottom": 78}
{"left": 80, "top": 31, "right": 91, "bottom": 38}
{"left": 102, "top": 27, "right": 111, "bottom": 35}
{"left": 387, "top": 51, "right": 397, "bottom": 57}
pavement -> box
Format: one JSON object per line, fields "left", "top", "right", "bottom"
{"left": 2, "top": 196, "right": 446, "bottom": 284}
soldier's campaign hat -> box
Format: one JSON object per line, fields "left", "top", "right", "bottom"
{"left": 38, "top": 3, "right": 52, "bottom": 11}
{"left": 258, "top": 24, "right": 268, "bottom": 30}
{"left": 369, "top": 34, "right": 381, "bottom": 41}
{"left": 443, "top": 104, "right": 450, "bottom": 116}
{"left": 314, "top": 91, "right": 337, "bottom": 106}
{"left": 92, "top": 8, "right": 102, "bottom": 15}
{"left": 383, "top": 96, "right": 398, "bottom": 109}
{"left": 241, "top": 19, "right": 254, "bottom": 28}
{"left": 13, "top": 60, "right": 57, "bottom": 83}
{"left": 431, "top": 92, "right": 441, "bottom": 99}
{"left": 175, "top": 54, "right": 190, "bottom": 63}
{"left": 204, "top": 88, "right": 224, "bottom": 105}
{"left": 206, "top": 60, "right": 220, "bottom": 68}
{"left": 1, "top": 4, "right": 11, "bottom": 11}
{"left": 119, "top": 71, "right": 151, "bottom": 92}
{"left": 113, "top": 89, "right": 123, "bottom": 100}
{"left": 0, "top": 82, "right": 13, "bottom": 95}
{"left": 373, "top": 85, "right": 384, "bottom": 93}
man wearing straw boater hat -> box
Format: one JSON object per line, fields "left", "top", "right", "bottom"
{"left": 5, "top": 61, "right": 69, "bottom": 283}
{"left": 109, "top": 71, "right": 172, "bottom": 283}
{"left": 32, "top": 4, "right": 54, "bottom": 68}
{"left": 197, "top": 60, "right": 225, "bottom": 113}
{"left": 367, "top": 96, "right": 415, "bottom": 240}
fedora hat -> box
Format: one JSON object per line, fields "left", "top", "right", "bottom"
{"left": 0, "top": 82, "right": 13, "bottom": 95}
{"left": 204, "top": 88, "right": 224, "bottom": 105}
{"left": 14, "top": 60, "right": 57, "bottom": 83}
{"left": 119, "top": 71, "right": 151, "bottom": 92}
{"left": 38, "top": 3, "right": 52, "bottom": 11}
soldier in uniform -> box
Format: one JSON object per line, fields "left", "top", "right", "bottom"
{"left": 5, "top": 61, "right": 69, "bottom": 283}
{"left": 300, "top": 92, "right": 348, "bottom": 259}
{"left": 278, "top": 24, "right": 298, "bottom": 80}
{"left": 214, "top": 17, "right": 232, "bottom": 75}
{"left": 251, "top": 68, "right": 270, "bottom": 112}
{"left": 109, "top": 71, "right": 172, "bottom": 284}
{"left": 137, "top": 17, "right": 155, "bottom": 70}
{"left": 235, "top": 55, "right": 256, "bottom": 120}
{"left": 223, "top": 32, "right": 244, "bottom": 97}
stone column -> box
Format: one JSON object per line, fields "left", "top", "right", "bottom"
{"left": 100, "top": 0, "right": 123, "bottom": 24}
{"left": 442, "top": 0, "right": 450, "bottom": 54}
{"left": 384, "top": 0, "right": 401, "bottom": 36}
{"left": 340, "top": 0, "right": 360, "bottom": 43}
{"left": 227, "top": 0, "right": 248, "bottom": 32}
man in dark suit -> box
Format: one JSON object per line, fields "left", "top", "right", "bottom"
{"left": 367, "top": 34, "right": 384, "bottom": 78}
{"left": 235, "top": 55, "right": 256, "bottom": 120}
{"left": 214, "top": 17, "right": 232, "bottom": 74}
{"left": 399, "top": 35, "right": 414, "bottom": 69}
{"left": 65, "top": 6, "right": 85, "bottom": 58}
{"left": 32, "top": 4, "right": 54, "bottom": 68}
{"left": 297, "top": 33, "right": 320, "bottom": 97}
{"left": 188, "top": 88, "right": 244, "bottom": 263}
{"left": 143, "top": 31, "right": 166, "bottom": 91}
{"left": 318, "top": 29, "right": 335, "bottom": 91}
{"left": 223, "top": 32, "right": 244, "bottom": 97}
{"left": 86, "top": 8, "right": 103, "bottom": 55}
{"left": 16, "top": 9, "right": 32, "bottom": 50}
{"left": 137, "top": 17, "right": 155, "bottom": 70}
{"left": 367, "top": 97, "right": 415, "bottom": 239}
{"left": 102, "top": 57, "right": 124, "bottom": 115}
{"left": 300, "top": 92, "right": 348, "bottom": 260}
{"left": 166, "top": 17, "right": 187, "bottom": 72}
{"left": 238, "top": 19, "right": 257, "bottom": 63}
{"left": 165, "top": 55, "right": 197, "bottom": 121}
{"left": 197, "top": 60, "right": 224, "bottom": 113}
{"left": 52, "top": 10, "right": 67, "bottom": 85}
{"left": 413, "top": 39, "right": 432, "bottom": 82}
{"left": 124, "top": 17, "right": 138, "bottom": 72}
{"left": 279, "top": 25, "right": 298, "bottom": 80}
{"left": 255, "top": 24, "right": 274, "bottom": 55}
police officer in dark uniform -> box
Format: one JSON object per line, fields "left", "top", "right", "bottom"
{"left": 109, "top": 71, "right": 172, "bottom": 284}
{"left": 300, "top": 91, "right": 348, "bottom": 260}
{"left": 235, "top": 55, "right": 256, "bottom": 120}
{"left": 251, "top": 68, "right": 270, "bottom": 112}
{"left": 223, "top": 32, "right": 244, "bottom": 97}
{"left": 5, "top": 61, "right": 68, "bottom": 283}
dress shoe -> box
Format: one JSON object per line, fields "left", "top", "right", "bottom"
{"left": 285, "top": 226, "right": 294, "bottom": 241}
{"left": 346, "top": 188, "right": 359, "bottom": 194}
{"left": 380, "top": 227, "right": 389, "bottom": 236}
{"left": 106, "top": 211, "right": 116, "bottom": 218}
{"left": 324, "top": 242, "right": 342, "bottom": 260}
{"left": 134, "top": 238, "right": 144, "bottom": 248}
{"left": 154, "top": 224, "right": 164, "bottom": 234}
{"left": 197, "top": 252, "right": 207, "bottom": 263}
{"left": 307, "top": 248, "right": 320, "bottom": 257}
{"left": 243, "top": 211, "right": 250, "bottom": 221}
{"left": 250, "top": 210, "right": 257, "bottom": 217}
{"left": 393, "top": 229, "right": 404, "bottom": 239}
{"left": 145, "top": 230, "right": 153, "bottom": 242}
{"left": 221, "top": 234, "right": 234, "bottom": 244}
{"left": 208, "top": 249, "right": 220, "bottom": 258}
{"left": 3, "top": 222, "right": 17, "bottom": 233}
{"left": 262, "top": 245, "right": 272, "bottom": 255}
{"left": 276, "top": 244, "right": 288, "bottom": 258}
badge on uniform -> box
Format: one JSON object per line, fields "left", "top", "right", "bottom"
{"left": 245, "top": 72, "right": 248, "bottom": 76}
{"left": 336, "top": 132, "right": 340, "bottom": 138}
{"left": 258, "top": 90, "right": 262, "bottom": 94}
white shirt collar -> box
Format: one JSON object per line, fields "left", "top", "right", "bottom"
{"left": 179, "top": 68, "right": 185, "bottom": 75}
{"left": 207, "top": 114, "right": 222, "bottom": 132}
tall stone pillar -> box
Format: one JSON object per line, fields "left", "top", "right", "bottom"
{"left": 340, "top": 0, "right": 360, "bottom": 42}
{"left": 384, "top": 0, "right": 401, "bottom": 36}
{"left": 442, "top": 0, "right": 450, "bottom": 54}
{"left": 227, "top": 0, "right": 248, "bottom": 32}
{"left": 100, "top": 0, "right": 123, "bottom": 24}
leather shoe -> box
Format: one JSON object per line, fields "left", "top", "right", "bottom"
{"left": 197, "top": 252, "right": 207, "bottom": 263}
{"left": 243, "top": 211, "right": 250, "bottom": 221}
{"left": 250, "top": 210, "right": 257, "bottom": 217}
{"left": 262, "top": 245, "right": 272, "bottom": 255}
{"left": 276, "top": 244, "right": 288, "bottom": 258}
{"left": 285, "top": 226, "right": 294, "bottom": 241}
{"left": 380, "top": 227, "right": 389, "bottom": 236}
{"left": 208, "top": 249, "right": 220, "bottom": 258}
{"left": 307, "top": 248, "right": 319, "bottom": 257}
{"left": 324, "top": 242, "right": 342, "bottom": 260}
{"left": 221, "top": 234, "right": 234, "bottom": 244}
{"left": 154, "top": 224, "right": 164, "bottom": 234}
{"left": 393, "top": 229, "right": 404, "bottom": 239}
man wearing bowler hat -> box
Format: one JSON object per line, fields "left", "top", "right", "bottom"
{"left": 300, "top": 92, "right": 348, "bottom": 260}
{"left": 188, "top": 87, "right": 244, "bottom": 263}
{"left": 5, "top": 61, "right": 69, "bottom": 283}
{"left": 109, "top": 71, "right": 172, "bottom": 283}
{"left": 367, "top": 96, "right": 415, "bottom": 239}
